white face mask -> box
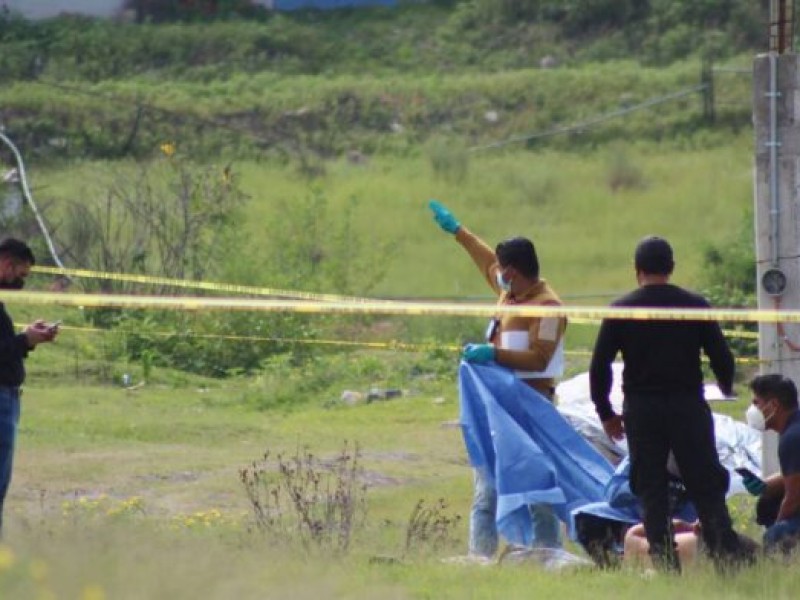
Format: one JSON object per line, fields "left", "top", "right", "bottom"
{"left": 745, "top": 403, "right": 774, "bottom": 432}
{"left": 496, "top": 270, "right": 511, "bottom": 292}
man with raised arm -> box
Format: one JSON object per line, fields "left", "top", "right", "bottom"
{"left": 428, "top": 200, "right": 567, "bottom": 558}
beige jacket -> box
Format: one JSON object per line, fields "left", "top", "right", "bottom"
{"left": 455, "top": 227, "right": 567, "bottom": 397}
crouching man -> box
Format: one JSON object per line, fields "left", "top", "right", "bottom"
{"left": 743, "top": 374, "right": 800, "bottom": 554}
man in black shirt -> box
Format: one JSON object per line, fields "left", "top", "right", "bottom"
{"left": 589, "top": 236, "right": 752, "bottom": 572}
{"left": 0, "top": 238, "right": 59, "bottom": 535}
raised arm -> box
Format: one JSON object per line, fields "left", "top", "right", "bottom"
{"left": 427, "top": 200, "right": 503, "bottom": 295}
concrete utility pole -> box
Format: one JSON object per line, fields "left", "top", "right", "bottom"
{"left": 753, "top": 0, "right": 796, "bottom": 476}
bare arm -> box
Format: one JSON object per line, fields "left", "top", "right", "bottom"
{"left": 777, "top": 473, "right": 800, "bottom": 522}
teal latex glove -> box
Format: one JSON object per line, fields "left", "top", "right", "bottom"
{"left": 462, "top": 343, "right": 495, "bottom": 364}
{"left": 742, "top": 474, "right": 766, "bottom": 497}
{"left": 428, "top": 199, "right": 461, "bottom": 234}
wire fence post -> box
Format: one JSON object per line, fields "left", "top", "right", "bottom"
{"left": 701, "top": 57, "right": 715, "bottom": 124}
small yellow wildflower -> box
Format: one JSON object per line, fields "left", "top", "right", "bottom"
{"left": 160, "top": 142, "right": 176, "bottom": 157}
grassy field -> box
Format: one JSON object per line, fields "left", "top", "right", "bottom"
{"left": 32, "top": 133, "right": 754, "bottom": 297}
{"left": 29, "top": 133, "right": 754, "bottom": 355}
{"left": 0, "top": 364, "right": 795, "bottom": 599}
{"left": 0, "top": 2, "right": 783, "bottom": 595}
{"left": 0, "top": 12, "right": 772, "bottom": 594}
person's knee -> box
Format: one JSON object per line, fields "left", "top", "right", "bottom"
{"left": 473, "top": 484, "right": 495, "bottom": 512}
{"left": 756, "top": 494, "right": 782, "bottom": 528}
{"left": 763, "top": 520, "right": 800, "bottom": 554}
{"left": 472, "top": 469, "right": 495, "bottom": 509}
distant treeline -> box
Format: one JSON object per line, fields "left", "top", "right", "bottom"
{"left": 0, "top": 1, "right": 770, "bottom": 82}
{"left": 122, "top": 0, "right": 265, "bottom": 22}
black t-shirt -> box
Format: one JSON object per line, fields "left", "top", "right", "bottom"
{"left": 589, "top": 284, "right": 734, "bottom": 421}
{"left": 0, "top": 302, "right": 30, "bottom": 387}
{"left": 779, "top": 410, "right": 800, "bottom": 477}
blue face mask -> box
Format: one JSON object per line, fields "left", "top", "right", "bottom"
{"left": 495, "top": 270, "right": 511, "bottom": 292}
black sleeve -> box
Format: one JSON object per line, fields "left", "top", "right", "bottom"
{"left": 0, "top": 332, "right": 28, "bottom": 363}
{"left": 701, "top": 320, "right": 734, "bottom": 396}
{"left": 590, "top": 319, "right": 620, "bottom": 421}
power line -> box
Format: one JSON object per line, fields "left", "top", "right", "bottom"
{"left": 470, "top": 84, "right": 708, "bottom": 152}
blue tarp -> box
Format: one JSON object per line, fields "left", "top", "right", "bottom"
{"left": 570, "top": 458, "right": 697, "bottom": 532}
{"left": 458, "top": 363, "right": 615, "bottom": 547}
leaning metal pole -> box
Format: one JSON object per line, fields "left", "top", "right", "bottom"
{"left": 0, "top": 131, "right": 67, "bottom": 270}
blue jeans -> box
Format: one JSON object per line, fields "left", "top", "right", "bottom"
{"left": 0, "top": 387, "right": 21, "bottom": 535}
{"left": 764, "top": 515, "right": 800, "bottom": 554}
{"left": 469, "top": 468, "right": 562, "bottom": 557}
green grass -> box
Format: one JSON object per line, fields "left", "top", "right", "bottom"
{"left": 27, "top": 133, "right": 753, "bottom": 352}
{"left": 0, "top": 369, "right": 792, "bottom": 599}
{"left": 0, "top": 56, "right": 752, "bottom": 161}
{"left": 33, "top": 136, "right": 752, "bottom": 298}
{"left": 0, "top": 9, "right": 778, "bottom": 597}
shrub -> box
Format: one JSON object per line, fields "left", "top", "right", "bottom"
{"left": 239, "top": 442, "right": 367, "bottom": 554}
{"left": 404, "top": 498, "right": 462, "bottom": 555}
{"left": 426, "top": 136, "right": 470, "bottom": 183}
{"left": 58, "top": 153, "right": 247, "bottom": 293}
{"left": 701, "top": 206, "right": 757, "bottom": 358}
{"left": 605, "top": 144, "right": 645, "bottom": 192}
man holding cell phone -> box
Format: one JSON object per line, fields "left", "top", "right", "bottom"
{"left": 0, "top": 238, "right": 59, "bottom": 536}
{"left": 743, "top": 374, "right": 800, "bottom": 554}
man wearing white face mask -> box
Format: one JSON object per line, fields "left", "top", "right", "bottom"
{"left": 744, "top": 374, "right": 800, "bottom": 554}
{"left": 428, "top": 200, "right": 567, "bottom": 558}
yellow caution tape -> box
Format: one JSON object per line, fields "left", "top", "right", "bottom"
{"left": 567, "top": 317, "right": 757, "bottom": 339}
{"left": 55, "top": 324, "right": 762, "bottom": 364}
{"left": 31, "top": 265, "right": 390, "bottom": 304}
{"left": 28, "top": 267, "right": 769, "bottom": 333}
{"left": 4, "top": 289, "right": 800, "bottom": 323}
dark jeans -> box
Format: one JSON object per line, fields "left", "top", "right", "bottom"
{"left": 757, "top": 492, "right": 800, "bottom": 554}
{"left": 623, "top": 391, "right": 750, "bottom": 571}
{"left": 0, "top": 386, "right": 21, "bottom": 535}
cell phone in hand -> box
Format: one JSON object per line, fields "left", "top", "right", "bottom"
{"left": 47, "top": 320, "right": 61, "bottom": 331}
{"left": 734, "top": 467, "right": 759, "bottom": 480}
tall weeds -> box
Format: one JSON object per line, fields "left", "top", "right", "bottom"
{"left": 239, "top": 442, "right": 367, "bottom": 554}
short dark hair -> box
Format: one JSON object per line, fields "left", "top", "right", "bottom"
{"left": 750, "top": 374, "right": 799, "bottom": 410}
{"left": 634, "top": 236, "right": 673, "bottom": 275}
{"left": 495, "top": 237, "right": 539, "bottom": 279}
{"left": 0, "top": 238, "right": 35, "bottom": 265}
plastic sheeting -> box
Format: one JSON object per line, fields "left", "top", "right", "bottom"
{"left": 459, "top": 363, "right": 614, "bottom": 548}
{"left": 556, "top": 363, "right": 764, "bottom": 494}
{"left": 499, "top": 547, "right": 593, "bottom": 570}
{"left": 457, "top": 362, "right": 764, "bottom": 551}
{"left": 570, "top": 458, "right": 698, "bottom": 533}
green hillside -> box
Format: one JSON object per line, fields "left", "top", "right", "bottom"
{"left": 0, "top": 7, "right": 777, "bottom": 596}
{"left": 0, "top": 2, "right": 761, "bottom": 376}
